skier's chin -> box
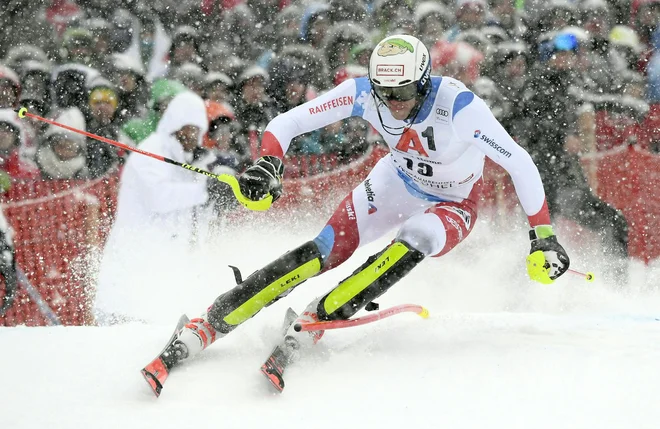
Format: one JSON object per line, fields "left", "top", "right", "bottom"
{"left": 387, "top": 101, "right": 415, "bottom": 120}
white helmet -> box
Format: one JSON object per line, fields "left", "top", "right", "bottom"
{"left": 368, "top": 34, "right": 431, "bottom": 102}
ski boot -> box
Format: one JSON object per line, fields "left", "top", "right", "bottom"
{"left": 142, "top": 314, "right": 219, "bottom": 397}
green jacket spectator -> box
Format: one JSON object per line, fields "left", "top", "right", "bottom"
{"left": 122, "top": 79, "right": 187, "bottom": 145}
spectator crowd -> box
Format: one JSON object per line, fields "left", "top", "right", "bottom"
{"left": 0, "top": 0, "right": 657, "bottom": 198}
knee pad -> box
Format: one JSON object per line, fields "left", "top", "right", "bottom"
{"left": 396, "top": 213, "right": 447, "bottom": 256}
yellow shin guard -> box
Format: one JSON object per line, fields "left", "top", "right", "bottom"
{"left": 318, "top": 240, "right": 425, "bottom": 321}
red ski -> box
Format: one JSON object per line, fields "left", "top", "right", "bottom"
{"left": 260, "top": 304, "right": 428, "bottom": 393}
{"left": 260, "top": 308, "right": 299, "bottom": 393}
{"left": 141, "top": 315, "right": 190, "bottom": 397}
{"left": 294, "top": 304, "right": 428, "bottom": 332}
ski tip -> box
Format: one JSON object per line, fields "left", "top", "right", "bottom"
{"left": 141, "top": 357, "right": 169, "bottom": 398}
{"left": 260, "top": 354, "right": 286, "bottom": 393}
{"left": 418, "top": 307, "right": 430, "bottom": 319}
{"left": 293, "top": 323, "right": 302, "bottom": 332}
{"left": 141, "top": 368, "right": 163, "bottom": 398}
{"left": 260, "top": 365, "right": 285, "bottom": 393}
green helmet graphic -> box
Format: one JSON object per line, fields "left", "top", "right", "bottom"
{"left": 376, "top": 38, "right": 415, "bottom": 56}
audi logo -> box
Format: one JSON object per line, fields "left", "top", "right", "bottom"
{"left": 436, "top": 108, "right": 449, "bottom": 117}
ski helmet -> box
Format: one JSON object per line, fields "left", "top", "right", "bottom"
{"left": 368, "top": 34, "right": 431, "bottom": 103}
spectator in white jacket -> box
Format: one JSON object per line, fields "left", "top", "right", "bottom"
{"left": 94, "top": 91, "right": 212, "bottom": 323}
{"left": 112, "top": 91, "right": 209, "bottom": 237}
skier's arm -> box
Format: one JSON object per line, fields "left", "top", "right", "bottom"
{"left": 452, "top": 92, "right": 551, "bottom": 227}
{"left": 259, "top": 79, "right": 364, "bottom": 158}
{"left": 453, "top": 92, "right": 570, "bottom": 282}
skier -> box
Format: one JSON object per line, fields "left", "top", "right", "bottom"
{"left": 142, "top": 35, "right": 571, "bottom": 395}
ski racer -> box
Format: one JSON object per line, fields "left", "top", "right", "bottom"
{"left": 142, "top": 34, "right": 571, "bottom": 395}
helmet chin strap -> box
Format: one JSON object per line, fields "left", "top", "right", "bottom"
{"left": 371, "top": 83, "right": 431, "bottom": 137}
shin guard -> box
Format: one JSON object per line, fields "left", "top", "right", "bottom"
{"left": 207, "top": 241, "right": 323, "bottom": 334}
{"left": 317, "top": 240, "right": 425, "bottom": 321}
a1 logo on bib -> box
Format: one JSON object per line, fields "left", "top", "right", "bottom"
{"left": 394, "top": 129, "right": 429, "bottom": 157}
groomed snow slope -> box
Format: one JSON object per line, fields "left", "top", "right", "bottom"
{"left": 2, "top": 217, "right": 660, "bottom": 429}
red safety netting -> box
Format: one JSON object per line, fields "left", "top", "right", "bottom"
{"left": 594, "top": 104, "right": 660, "bottom": 152}
{"left": 638, "top": 104, "right": 660, "bottom": 153}
{"left": 0, "top": 175, "right": 118, "bottom": 326}
{"left": 589, "top": 146, "right": 660, "bottom": 264}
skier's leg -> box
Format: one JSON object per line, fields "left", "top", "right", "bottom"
{"left": 205, "top": 157, "right": 419, "bottom": 338}
{"left": 287, "top": 196, "right": 479, "bottom": 350}
{"left": 260, "top": 160, "right": 440, "bottom": 389}
{"left": 165, "top": 240, "right": 325, "bottom": 365}
{"left": 259, "top": 237, "right": 428, "bottom": 391}
{"left": 206, "top": 241, "right": 323, "bottom": 334}
{"left": 165, "top": 158, "right": 435, "bottom": 371}
{"left": 259, "top": 200, "right": 478, "bottom": 392}
{"left": 143, "top": 239, "right": 326, "bottom": 394}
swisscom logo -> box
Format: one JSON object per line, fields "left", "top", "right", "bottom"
{"left": 473, "top": 129, "right": 511, "bottom": 158}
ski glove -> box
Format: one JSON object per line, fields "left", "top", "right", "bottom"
{"left": 207, "top": 176, "right": 238, "bottom": 212}
{"left": 238, "top": 156, "right": 284, "bottom": 202}
{"left": 527, "top": 225, "right": 570, "bottom": 284}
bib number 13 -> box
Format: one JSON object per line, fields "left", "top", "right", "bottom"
{"left": 403, "top": 157, "right": 433, "bottom": 176}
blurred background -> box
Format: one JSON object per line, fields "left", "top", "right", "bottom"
{"left": 0, "top": 0, "right": 658, "bottom": 326}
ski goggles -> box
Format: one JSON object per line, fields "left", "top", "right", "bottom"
{"left": 372, "top": 82, "right": 419, "bottom": 102}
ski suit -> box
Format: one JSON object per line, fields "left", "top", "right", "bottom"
{"left": 260, "top": 76, "right": 551, "bottom": 268}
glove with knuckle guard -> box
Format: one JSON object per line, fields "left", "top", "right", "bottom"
{"left": 207, "top": 168, "right": 239, "bottom": 212}
{"left": 527, "top": 225, "right": 570, "bottom": 284}
{"left": 238, "top": 156, "right": 284, "bottom": 202}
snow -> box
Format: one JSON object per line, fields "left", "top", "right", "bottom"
{"left": 2, "top": 216, "right": 660, "bottom": 429}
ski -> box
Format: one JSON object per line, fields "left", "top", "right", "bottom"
{"left": 141, "top": 314, "right": 189, "bottom": 397}
{"left": 260, "top": 343, "right": 292, "bottom": 393}
{"left": 294, "top": 304, "right": 429, "bottom": 332}
{"left": 260, "top": 308, "right": 299, "bottom": 393}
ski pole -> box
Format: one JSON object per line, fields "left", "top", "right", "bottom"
{"left": 294, "top": 304, "right": 429, "bottom": 332}
{"left": 0, "top": 257, "right": 17, "bottom": 318}
{"left": 16, "top": 267, "right": 61, "bottom": 325}
{"left": 567, "top": 268, "right": 595, "bottom": 282}
{"left": 16, "top": 107, "right": 273, "bottom": 212}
